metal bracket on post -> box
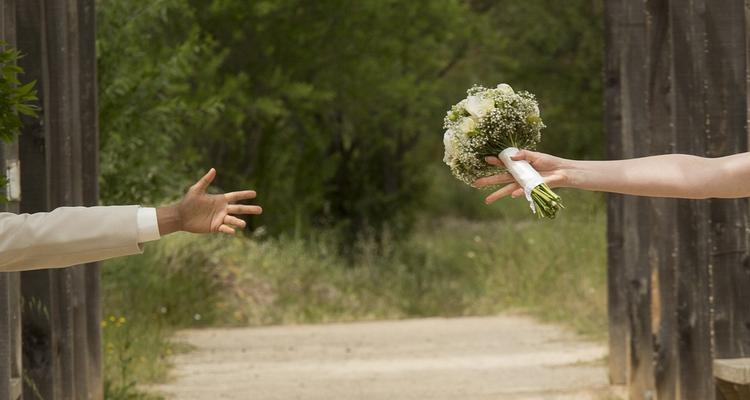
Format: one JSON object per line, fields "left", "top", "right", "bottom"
{"left": 5, "top": 160, "right": 20, "bottom": 202}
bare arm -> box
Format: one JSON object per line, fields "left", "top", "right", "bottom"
{"left": 473, "top": 151, "right": 750, "bottom": 203}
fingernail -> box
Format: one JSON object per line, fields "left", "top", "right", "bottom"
{"left": 484, "top": 156, "right": 494, "bottom": 162}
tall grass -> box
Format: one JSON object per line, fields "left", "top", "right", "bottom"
{"left": 102, "top": 183, "right": 607, "bottom": 398}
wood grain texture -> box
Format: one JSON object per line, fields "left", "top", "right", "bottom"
{"left": 603, "top": 0, "right": 628, "bottom": 385}
{"left": 670, "top": 1, "right": 715, "bottom": 399}
{"left": 78, "top": 0, "right": 102, "bottom": 396}
{"left": 704, "top": 0, "right": 750, "bottom": 361}
{"left": 1, "top": 1, "right": 23, "bottom": 398}
{"left": 15, "top": 1, "right": 56, "bottom": 399}
{"left": 644, "top": 1, "right": 680, "bottom": 398}
{"left": 617, "top": 1, "right": 657, "bottom": 398}
{"left": 14, "top": 0, "right": 103, "bottom": 398}
{"left": 605, "top": 0, "right": 750, "bottom": 398}
{"left": 0, "top": 273, "right": 12, "bottom": 400}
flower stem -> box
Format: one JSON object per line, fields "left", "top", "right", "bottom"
{"left": 530, "top": 184, "right": 564, "bottom": 219}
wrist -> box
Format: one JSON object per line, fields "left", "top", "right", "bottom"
{"left": 560, "top": 159, "right": 585, "bottom": 189}
{"left": 156, "top": 204, "right": 182, "bottom": 236}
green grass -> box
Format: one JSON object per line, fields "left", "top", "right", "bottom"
{"left": 101, "top": 187, "right": 607, "bottom": 398}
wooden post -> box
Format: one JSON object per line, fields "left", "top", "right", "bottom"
{"left": 603, "top": 0, "right": 628, "bottom": 386}
{"left": 16, "top": 0, "right": 56, "bottom": 396}
{"left": 15, "top": 0, "right": 103, "bottom": 398}
{"left": 1, "top": 0, "right": 24, "bottom": 399}
{"left": 0, "top": 274, "right": 12, "bottom": 400}
{"left": 79, "top": 0, "right": 103, "bottom": 396}
{"left": 644, "top": 1, "right": 680, "bottom": 399}
{"left": 607, "top": 0, "right": 750, "bottom": 398}
{"left": 617, "top": 1, "right": 657, "bottom": 398}
{"left": 0, "top": 130, "right": 23, "bottom": 400}
{"left": 704, "top": 0, "right": 750, "bottom": 362}
{"left": 670, "top": 0, "right": 715, "bottom": 399}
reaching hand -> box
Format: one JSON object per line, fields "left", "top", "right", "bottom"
{"left": 157, "top": 168, "right": 263, "bottom": 236}
{"left": 472, "top": 150, "right": 571, "bottom": 204}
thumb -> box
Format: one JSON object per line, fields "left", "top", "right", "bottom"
{"left": 191, "top": 168, "right": 216, "bottom": 193}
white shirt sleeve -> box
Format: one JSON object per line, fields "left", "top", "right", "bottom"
{"left": 136, "top": 207, "right": 161, "bottom": 243}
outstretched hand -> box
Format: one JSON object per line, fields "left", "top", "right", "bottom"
{"left": 156, "top": 169, "right": 262, "bottom": 236}
{"left": 472, "top": 150, "right": 570, "bottom": 204}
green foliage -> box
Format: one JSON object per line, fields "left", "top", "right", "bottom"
{"left": 97, "top": 0, "right": 229, "bottom": 204}
{"left": 186, "top": 0, "right": 479, "bottom": 238}
{"left": 104, "top": 192, "right": 606, "bottom": 340}
{"left": 101, "top": 234, "right": 222, "bottom": 398}
{"left": 0, "top": 43, "right": 38, "bottom": 201}
{"left": 0, "top": 43, "right": 38, "bottom": 144}
{"left": 96, "top": 0, "right": 603, "bottom": 238}
{"left": 96, "top": 2, "right": 607, "bottom": 394}
{"left": 101, "top": 181, "right": 606, "bottom": 397}
{"left": 470, "top": 0, "right": 605, "bottom": 159}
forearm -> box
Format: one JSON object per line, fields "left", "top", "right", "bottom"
{"left": 564, "top": 153, "right": 750, "bottom": 199}
{"left": 0, "top": 206, "right": 143, "bottom": 272}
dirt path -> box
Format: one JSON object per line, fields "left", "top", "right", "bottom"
{"left": 151, "top": 315, "right": 621, "bottom": 400}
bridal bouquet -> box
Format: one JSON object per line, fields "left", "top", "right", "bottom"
{"left": 442, "top": 84, "right": 563, "bottom": 218}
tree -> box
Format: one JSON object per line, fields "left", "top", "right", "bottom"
{"left": 96, "top": 0, "right": 604, "bottom": 240}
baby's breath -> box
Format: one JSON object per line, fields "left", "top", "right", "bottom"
{"left": 442, "top": 84, "right": 546, "bottom": 185}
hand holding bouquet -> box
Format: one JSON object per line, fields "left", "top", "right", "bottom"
{"left": 442, "top": 84, "right": 563, "bottom": 218}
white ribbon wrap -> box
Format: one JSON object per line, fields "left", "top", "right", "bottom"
{"left": 498, "top": 147, "right": 545, "bottom": 214}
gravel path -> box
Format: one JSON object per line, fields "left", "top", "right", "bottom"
{"left": 151, "top": 315, "right": 620, "bottom": 400}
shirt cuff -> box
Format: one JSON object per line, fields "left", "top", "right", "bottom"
{"left": 136, "top": 207, "right": 161, "bottom": 243}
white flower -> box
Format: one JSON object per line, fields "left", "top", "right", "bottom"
{"left": 443, "top": 130, "right": 458, "bottom": 163}
{"left": 465, "top": 95, "right": 495, "bottom": 119}
{"left": 458, "top": 117, "right": 476, "bottom": 135}
{"left": 530, "top": 103, "right": 540, "bottom": 117}
{"left": 496, "top": 83, "right": 514, "bottom": 95}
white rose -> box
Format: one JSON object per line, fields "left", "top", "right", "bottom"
{"left": 465, "top": 95, "right": 495, "bottom": 119}
{"left": 458, "top": 117, "right": 476, "bottom": 135}
{"left": 497, "top": 83, "right": 514, "bottom": 95}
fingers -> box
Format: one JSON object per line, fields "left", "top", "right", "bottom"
{"left": 224, "top": 215, "right": 247, "bottom": 229}
{"left": 510, "top": 149, "right": 539, "bottom": 162}
{"left": 225, "top": 190, "right": 257, "bottom": 203}
{"left": 191, "top": 168, "right": 216, "bottom": 193}
{"left": 508, "top": 174, "right": 566, "bottom": 199}
{"left": 485, "top": 150, "right": 540, "bottom": 165}
{"left": 218, "top": 224, "right": 236, "bottom": 235}
{"left": 485, "top": 183, "right": 520, "bottom": 205}
{"left": 227, "top": 204, "right": 263, "bottom": 215}
{"left": 218, "top": 215, "right": 249, "bottom": 235}
{"left": 484, "top": 156, "right": 503, "bottom": 166}
{"left": 473, "top": 172, "right": 514, "bottom": 188}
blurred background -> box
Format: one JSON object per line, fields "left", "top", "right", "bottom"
{"left": 95, "top": 0, "right": 606, "bottom": 398}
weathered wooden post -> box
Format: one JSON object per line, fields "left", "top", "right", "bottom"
{"left": 0, "top": 1, "right": 27, "bottom": 399}
{"left": 704, "top": 1, "right": 750, "bottom": 399}
{"left": 605, "top": 1, "right": 657, "bottom": 397}
{"left": 605, "top": 0, "right": 750, "bottom": 399}
{"left": 603, "top": 0, "right": 628, "bottom": 386}
{"left": 5, "top": 0, "right": 103, "bottom": 398}
{"left": 669, "top": 1, "right": 714, "bottom": 399}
